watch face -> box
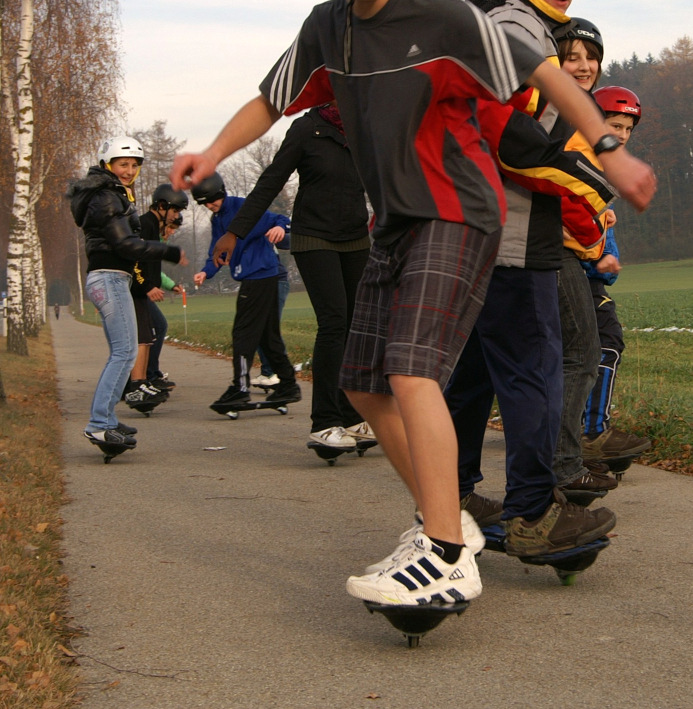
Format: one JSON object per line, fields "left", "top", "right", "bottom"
{"left": 595, "top": 134, "right": 621, "bottom": 154}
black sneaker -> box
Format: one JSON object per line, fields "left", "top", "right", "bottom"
{"left": 84, "top": 429, "right": 136, "bottom": 447}
{"left": 504, "top": 488, "right": 616, "bottom": 556}
{"left": 212, "top": 385, "right": 250, "bottom": 407}
{"left": 460, "top": 492, "right": 503, "bottom": 527}
{"left": 150, "top": 376, "right": 176, "bottom": 390}
{"left": 115, "top": 422, "right": 138, "bottom": 436}
{"left": 124, "top": 381, "right": 168, "bottom": 406}
{"left": 265, "top": 381, "right": 301, "bottom": 404}
{"left": 582, "top": 427, "right": 651, "bottom": 461}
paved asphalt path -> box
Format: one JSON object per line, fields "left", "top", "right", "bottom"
{"left": 52, "top": 312, "right": 692, "bottom": 708}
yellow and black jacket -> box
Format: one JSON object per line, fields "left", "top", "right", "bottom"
{"left": 476, "top": 0, "right": 613, "bottom": 268}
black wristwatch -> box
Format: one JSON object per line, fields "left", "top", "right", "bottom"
{"left": 593, "top": 134, "right": 621, "bottom": 156}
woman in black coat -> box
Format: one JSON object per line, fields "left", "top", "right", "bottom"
{"left": 227, "top": 104, "right": 372, "bottom": 448}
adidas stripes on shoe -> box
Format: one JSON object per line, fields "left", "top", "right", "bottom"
{"left": 347, "top": 531, "right": 482, "bottom": 606}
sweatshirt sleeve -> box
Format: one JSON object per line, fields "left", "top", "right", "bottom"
{"left": 160, "top": 271, "right": 176, "bottom": 290}
{"left": 85, "top": 191, "right": 182, "bottom": 264}
{"left": 227, "top": 119, "right": 305, "bottom": 239}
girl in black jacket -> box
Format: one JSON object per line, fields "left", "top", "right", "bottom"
{"left": 226, "top": 105, "right": 373, "bottom": 449}
{"left": 68, "top": 136, "right": 186, "bottom": 450}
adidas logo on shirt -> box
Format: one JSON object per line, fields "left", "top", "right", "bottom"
{"left": 407, "top": 44, "right": 422, "bottom": 58}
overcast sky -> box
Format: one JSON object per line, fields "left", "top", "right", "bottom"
{"left": 119, "top": 0, "right": 692, "bottom": 152}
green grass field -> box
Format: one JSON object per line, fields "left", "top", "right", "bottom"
{"left": 601, "top": 258, "right": 692, "bottom": 470}
{"left": 157, "top": 289, "right": 318, "bottom": 365}
{"left": 610, "top": 258, "right": 693, "bottom": 330}
{"left": 81, "top": 259, "right": 692, "bottom": 472}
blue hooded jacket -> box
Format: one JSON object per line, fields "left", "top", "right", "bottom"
{"left": 201, "top": 196, "right": 290, "bottom": 282}
{"left": 581, "top": 225, "right": 619, "bottom": 286}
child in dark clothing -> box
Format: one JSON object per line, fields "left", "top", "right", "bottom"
{"left": 124, "top": 184, "right": 189, "bottom": 409}
{"left": 192, "top": 172, "right": 300, "bottom": 411}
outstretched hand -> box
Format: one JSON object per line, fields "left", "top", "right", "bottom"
{"left": 265, "top": 226, "right": 286, "bottom": 244}
{"left": 212, "top": 233, "right": 238, "bottom": 268}
{"left": 170, "top": 152, "right": 217, "bottom": 192}
{"left": 600, "top": 151, "right": 656, "bottom": 213}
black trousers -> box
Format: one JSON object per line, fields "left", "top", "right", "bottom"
{"left": 232, "top": 276, "right": 295, "bottom": 390}
{"left": 294, "top": 248, "right": 369, "bottom": 432}
{"left": 146, "top": 301, "right": 167, "bottom": 380}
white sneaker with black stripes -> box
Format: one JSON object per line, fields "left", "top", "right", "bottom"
{"left": 363, "top": 509, "right": 484, "bottom": 575}
{"left": 346, "top": 531, "right": 482, "bottom": 606}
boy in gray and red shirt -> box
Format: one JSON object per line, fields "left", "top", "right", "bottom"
{"left": 171, "top": 0, "right": 655, "bottom": 608}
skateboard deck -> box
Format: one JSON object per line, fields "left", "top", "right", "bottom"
{"left": 86, "top": 436, "right": 136, "bottom": 464}
{"left": 307, "top": 439, "right": 378, "bottom": 465}
{"left": 599, "top": 455, "right": 637, "bottom": 480}
{"left": 364, "top": 601, "right": 469, "bottom": 648}
{"left": 210, "top": 399, "right": 290, "bottom": 419}
{"left": 584, "top": 440, "right": 650, "bottom": 481}
{"left": 481, "top": 524, "right": 610, "bottom": 586}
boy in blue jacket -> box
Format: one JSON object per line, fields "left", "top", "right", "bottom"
{"left": 192, "top": 172, "right": 300, "bottom": 412}
{"left": 581, "top": 86, "right": 651, "bottom": 464}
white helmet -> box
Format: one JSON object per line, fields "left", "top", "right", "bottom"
{"left": 97, "top": 135, "right": 144, "bottom": 166}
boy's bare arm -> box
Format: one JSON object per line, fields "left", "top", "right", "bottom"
{"left": 170, "top": 95, "right": 281, "bottom": 190}
{"left": 527, "top": 61, "right": 656, "bottom": 212}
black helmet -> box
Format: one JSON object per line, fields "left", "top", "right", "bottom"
{"left": 553, "top": 17, "right": 604, "bottom": 63}
{"left": 152, "top": 183, "right": 189, "bottom": 210}
{"left": 191, "top": 172, "right": 226, "bottom": 205}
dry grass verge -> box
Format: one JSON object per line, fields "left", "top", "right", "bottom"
{"left": 0, "top": 327, "right": 79, "bottom": 708}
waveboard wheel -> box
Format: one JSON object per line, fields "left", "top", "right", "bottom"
{"left": 557, "top": 570, "right": 578, "bottom": 586}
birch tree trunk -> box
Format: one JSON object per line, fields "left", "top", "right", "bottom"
{"left": 5, "top": 0, "right": 34, "bottom": 355}
{"left": 23, "top": 207, "right": 42, "bottom": 336}
{"left": 75, "top": 230, "right": 85, "bottom": 316}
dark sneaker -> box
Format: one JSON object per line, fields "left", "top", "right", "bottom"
{"left": 460, "top": 492, "right": 503, "bottom": 527}
{"left": 504, "top": 488, "right": 616, "bottom": 556}
{"left": 584, "top": 460, "right": 610, "bottom": 475}
{"left": 149, "top": 376, "right": 176, "bottom": 390}
{"left": 582, "top": 428, "right": 651, "bottom": 461}
{"left": 265, "top": 381, "right": 301, "bottom": 404}
{"left": 146, "top": 380, "right": 170, "bottom": 398}
{"left": 124, "top": 381, "right": 168, "bottom": 406}
{"left": 560, "top": 467, "right": 618, "bottom": 493}
{"left": 84, "top": 429, "right": 136, "bottom": 447}
{"left": 212, "top": 385, "right": 250, "bottom": 407}
{"left": 115, "top": 421, "right": 138, "bottom": 436}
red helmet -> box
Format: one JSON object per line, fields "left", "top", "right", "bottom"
{"left": 593, "top": 86, "right": 641, "bottom": 125}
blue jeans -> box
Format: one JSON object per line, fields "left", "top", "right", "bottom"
{"left": 85, "top": 270, "right": 137, "bottom": 432}
{"left": 554, "top": 251, "right": 600, "bottom": 483}
{"left": 258, "top": 278, "right": 290, "bottom": 376}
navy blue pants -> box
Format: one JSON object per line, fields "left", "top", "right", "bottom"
{"left": 584, "top": 279, "right": 624, "bottom": 435}
{"left": 445, "top": 267, "right": 562, "bottom": 520}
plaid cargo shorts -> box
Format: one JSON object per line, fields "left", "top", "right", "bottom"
{"left": 339, "top": 220, "right": 501, "bottom": 395}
